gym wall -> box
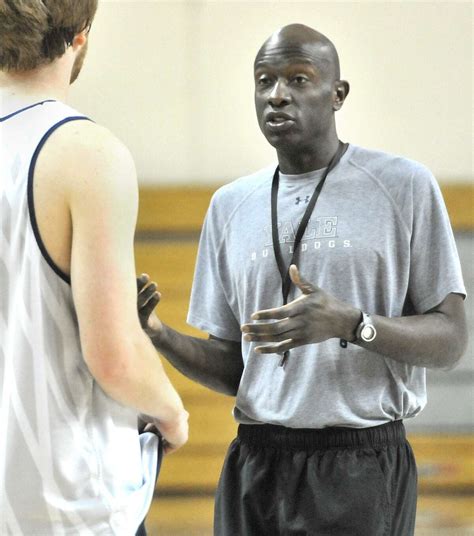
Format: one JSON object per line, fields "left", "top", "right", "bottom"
{"left": 70, "top": 1, "right": 473, "bottom": 187}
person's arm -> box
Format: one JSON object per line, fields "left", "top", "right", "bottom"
{"left": 137, "top": 275, "right": 243, "bottom": 396}
{"left": 40, "top": 121, "right": 188, "bottom": 450}
{"left": 241, "top": 264, "right": 468, "bottom": 369}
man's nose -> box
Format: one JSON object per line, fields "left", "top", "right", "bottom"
{"left": 268, "top": 79, "right": 291, "bottom": 107}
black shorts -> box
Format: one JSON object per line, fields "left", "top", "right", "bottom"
{"left": 215, "top": 420, "right": 417, "bottom": 536}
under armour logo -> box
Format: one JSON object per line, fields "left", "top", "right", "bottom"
{"left": 295, "top": 195, "right": 310, "bottom": 205}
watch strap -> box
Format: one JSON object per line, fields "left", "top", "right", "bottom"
{"left": 340, "top": 311, "right": 363, "bottom": 348}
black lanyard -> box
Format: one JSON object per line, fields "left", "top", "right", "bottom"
{"left": 271, "top": 141, "right": 348, "bottom": 366}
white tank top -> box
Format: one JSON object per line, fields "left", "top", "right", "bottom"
{"left": 0, "top": 100, "right": 158, "bottom": 535}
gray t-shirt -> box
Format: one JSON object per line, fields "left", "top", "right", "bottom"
{"left": 187, "top": 144, "right": 466, "bottom": 429}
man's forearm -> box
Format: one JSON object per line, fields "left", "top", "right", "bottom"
{"left": 244, "top": 283, "right": 467, "bottom": 369}
{"left": 354, "top": 300, "right": 468, "bottom": 369}
{"left": 86, "top": 332, "right": 187, "bottom": 425}
{"left": 331, "top": 299, "right": 466, "bottom": 368}
{"left": 148, "top": 324, "right": 244, "bottom": 396}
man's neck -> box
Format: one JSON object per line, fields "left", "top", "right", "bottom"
{"left": 276, "top": 135, "right": 341, "bottom": 175}
{"left": 0, "top": 58, "right": 70, "bottom": 110}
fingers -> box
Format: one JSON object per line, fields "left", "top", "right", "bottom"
{"left": 250, "top": 302, "right": 298, "bottom": 321}
{"left": 244, "top": 330, "right": 295, "bottom": 344}
{"left": 138, "top": 280, "right": 159, "bottom": 305}
{"left": 241, "top": 318, "right": 293, "bottom": 340}
{"left": 140, "top": 295, "right": 160, "bottom": 321}
{"left": 289, "top": 264, "right": 316, "bottom": 295}
{"left": 143, "top": 422, "right": 159, "bottom": 434}
{"left": 241, "top": 316, "right": 299, "bottom": 349}
{"left": 254, "top": 339, "right": 294, "bottom": 354}
{"left": 142, "top": 425, "right": 176, "bottom": 455}
{"left": 242, "top": 317, "right": 289, "bottom": 333}
{"left": 138, "top": 274, "right": 161, "bottom": 309}
{"left": 250, "top": 296, "right": 306, "bottom": 321}
{"left": 163, "top": 441, "right": 178, "bottom": 456}
{"left": 137, "top": 274, "right": 161, "bottom": 296}
{"left": 137, "top": 273, "right": 149, "bottom": 292}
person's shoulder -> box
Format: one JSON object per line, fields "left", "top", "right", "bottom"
{"left": 347, "top": 144, "right": 434, "bottom": 185}
{"left": 52, "top": 119, "right": 132, "bottom": 166}
{"left": 35, "top": 117, "right": 137, "bottom": 210}
{"left": 41, "top": 119, "right": 136, "bottom": 190}
{"left": 210, "top": 165, "right": 274, "bottom": 208}
{"left": 349, "top": 145, "right": 429, "bottom": 174}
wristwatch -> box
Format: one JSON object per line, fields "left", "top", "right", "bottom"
{"left": 355, "top": 312, "right": 377, "bottom": 342}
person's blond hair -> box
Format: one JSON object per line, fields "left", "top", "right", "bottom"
{"left": 0, "top": 0, "right": 98, "bottom": 71}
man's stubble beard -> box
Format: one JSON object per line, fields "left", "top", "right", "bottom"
{"left": 70, "top": 40, "right": 88, "bottom": 84}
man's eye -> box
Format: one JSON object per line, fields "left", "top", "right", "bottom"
{"left": 257, "top": 76, "right": 271, "bottom": 85}
{"left": 293, "top": 76, "right": 308, "bottom": 85}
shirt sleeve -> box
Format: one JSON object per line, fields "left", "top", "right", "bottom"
{"left": 408, "top": 165, "right": 466, "bottom": 313}
{"left": 187, "top": 197, "right": 242, "bottom": 341}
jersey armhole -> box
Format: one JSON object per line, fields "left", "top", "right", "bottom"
{"left": 27, "top": 116, "right": 92, "bottom": 285}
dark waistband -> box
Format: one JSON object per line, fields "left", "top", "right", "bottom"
{"left": 237, "top": 420, "right": 406, "bottom": 450}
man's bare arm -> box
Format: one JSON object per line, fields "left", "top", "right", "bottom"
{"left": 241, "top": 265, "right": 467, "bottom": 369}
{"left": 37, "top": 121, "right": 188, "bottom": 450}
{"left": 138, "top": 276, "right": 243, "bottom": 396}
{"left": 153, "top": 327, "right": 243, "bottom": 396}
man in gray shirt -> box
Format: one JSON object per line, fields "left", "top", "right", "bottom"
{"left": 138, "top": 24, "right": 467, "bottom": 535}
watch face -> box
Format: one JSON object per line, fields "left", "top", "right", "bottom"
{"left": 361, "top": 325, "right": 376, "bottom": 342}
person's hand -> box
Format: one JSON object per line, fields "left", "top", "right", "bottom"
{"left": 241, "top": 264, "right": 359, "bottom": 354}
{"left": 137, "top": 273, "right": 162, "bottom": 337}
{"left": 140, "top": 411, "right": 189, "bottom": 455}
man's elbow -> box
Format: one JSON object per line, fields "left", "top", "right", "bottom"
{"left": 83, "top": 342, "right": 136, "bottom": 388}
{"left": 438, "top": 325, "right": 468, "bottom": 371}
{"left": 220, "top": 382, "right": 239, "bottom": 397}
{"left": 86, "top": 355, "right": 129, "bottom": 387}
{"left": 208, "top": 369, "right": 242, "bottom": 397}
{"left": 209, "top": 377, "right": 240, "bottom": 397}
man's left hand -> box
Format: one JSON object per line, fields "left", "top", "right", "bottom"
{"left": 241, "top": 264, "right": 359, "bottom": 354}
{"left": 137, "top": 273, "right": 163, "bottom": 336}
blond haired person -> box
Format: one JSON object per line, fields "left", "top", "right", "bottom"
{"left": 0, "top": 1, "right": 188, "bottom": 534}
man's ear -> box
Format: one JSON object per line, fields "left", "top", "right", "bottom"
{"left": 333, "top": 80, "right": 350, "bottom": 111}
{"left": 72, "top": 30, "right": 88, "bottom": 50}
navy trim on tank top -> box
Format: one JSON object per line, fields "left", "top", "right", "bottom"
{"left": 0, "top": 100, "right": 56, "bottom": 122}
{"left": 27, "top": 116, "right": 92, "bottom": 285}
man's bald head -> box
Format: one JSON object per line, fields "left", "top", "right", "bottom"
{"left": 255, "top": 24, "right": 341, "bottom": 81}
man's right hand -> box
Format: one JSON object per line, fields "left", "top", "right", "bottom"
{"left": 142, "top": 410, "right": 189, "bottom": 455}
{"left": 137, "top": 273, "right": 163, "bottom": 336}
